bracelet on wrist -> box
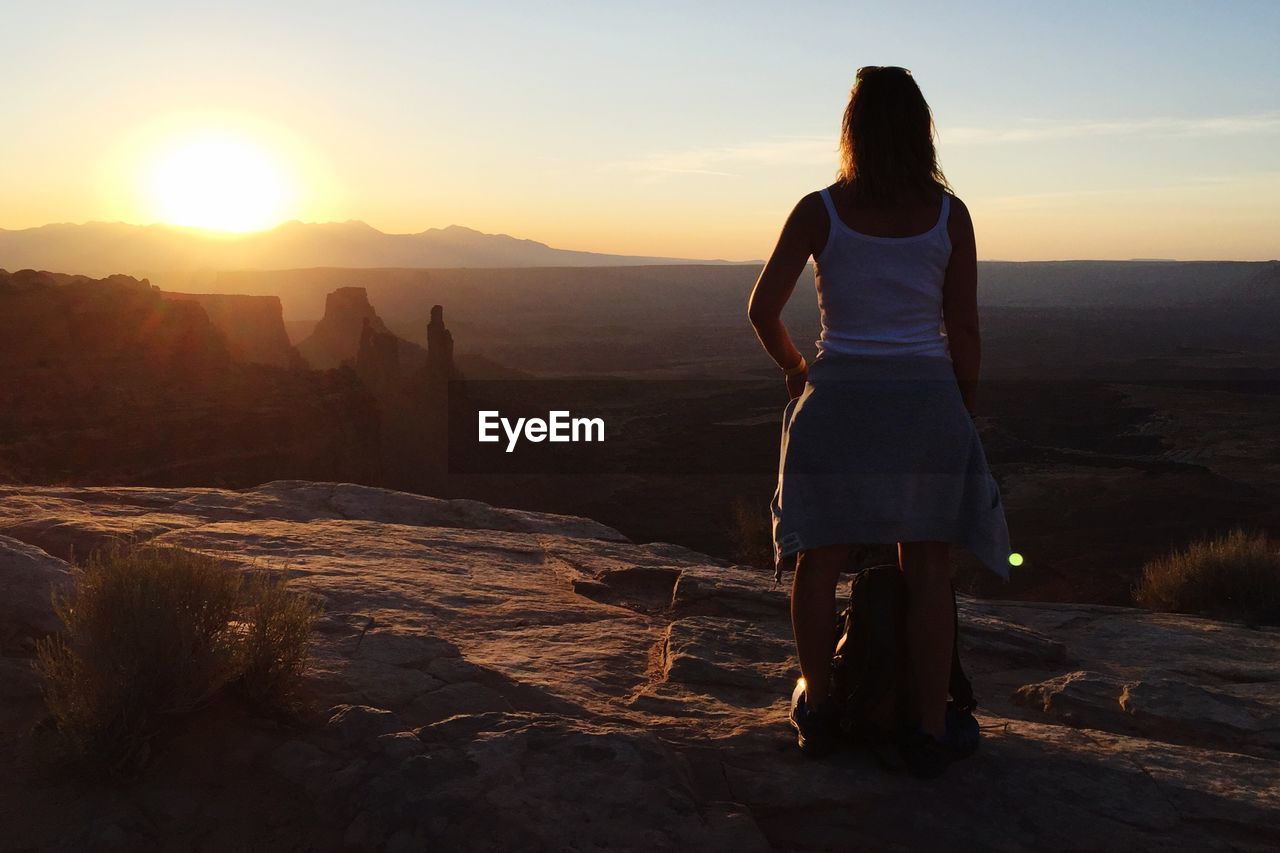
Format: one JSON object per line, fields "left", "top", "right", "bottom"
{"left": 782, "top": 357, "right": 807, "bottom": 378}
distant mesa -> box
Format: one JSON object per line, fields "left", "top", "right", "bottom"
{"left": 309, "top": 286, "right": 462, "bottom": 398}
{"left": 0, "top": 266, "right": 471, "bottom": 492}
{"left": 159, "top": 291, "right": 302, "bottom": 369}
{"left": 0, "top": 268, "right": 230, "bottom": 371}
{"left": 298, "top": 287, "right": 388, "bottom": 369}
{"left": 298, "top": 286, "right": 428, "bottom": 372}
{"left": 0, "top": 267, "right": 305, "bottom": 371}
{"left": 0, "top": 268, "right": 381, "bottom": 487}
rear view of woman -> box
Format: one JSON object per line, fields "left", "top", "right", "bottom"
{"left": 747, "top": 66, "right": 1012, "bottom": 778}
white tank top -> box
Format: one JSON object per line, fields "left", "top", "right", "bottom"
{"left": 813, "top": 187, "right": 952, "bottom": 360}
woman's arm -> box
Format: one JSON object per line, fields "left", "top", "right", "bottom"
{"left": 943, "top": 196, "right": 981, "bottom": 413}
{"left": 748, "top": 193, "right": 823, "bottom": 398}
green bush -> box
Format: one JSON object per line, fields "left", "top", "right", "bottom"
{"left": 1134, "top": 527, "right": 1280, "bottom": 626}
{"left": 34, "top": 542, "right": 318, "bottom": 773}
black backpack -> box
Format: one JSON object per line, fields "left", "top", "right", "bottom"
{"left": 828, "top": 563, "right": 976, "bottom": 743}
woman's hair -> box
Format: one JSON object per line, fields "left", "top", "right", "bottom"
{"left": 837, "top": 67, "right": 951, "bottom": 202}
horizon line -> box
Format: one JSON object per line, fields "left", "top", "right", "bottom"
{"left": 0, "top": 220, "right": 1276, "bottom": 267}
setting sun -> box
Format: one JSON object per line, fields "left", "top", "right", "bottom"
{"left": 145, "top": 131, "right": 291, "bottom": 232}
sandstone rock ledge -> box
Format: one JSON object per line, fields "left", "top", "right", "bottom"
{"left": 1, "top": 482, "right": 1277, "bottom": 852}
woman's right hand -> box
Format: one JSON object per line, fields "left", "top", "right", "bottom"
{"left": 786, "top": 364, "right": 809, "bottom": 400}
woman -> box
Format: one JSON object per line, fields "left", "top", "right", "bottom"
{"left": 747, "top": 66, "right": 1012, "bottom": 778}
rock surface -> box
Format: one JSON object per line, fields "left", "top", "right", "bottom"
{"left": 1, "top": 482, "right": 1277, "bottom": 852}
{"left": 0, "top": 535, "right": 71, "bottom": 648}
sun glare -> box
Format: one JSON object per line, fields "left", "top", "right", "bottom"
{"left": 145, "top": 131, "right": 291, "bottom": 232}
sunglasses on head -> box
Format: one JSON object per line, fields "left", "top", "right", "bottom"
{"left": 856, "top": 66, "right": 912, "bottom": 80}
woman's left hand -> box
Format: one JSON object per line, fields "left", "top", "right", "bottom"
{"left": 786, "top": 364, "right": 808, "bottom": 400}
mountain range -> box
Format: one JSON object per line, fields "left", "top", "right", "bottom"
{"left": 0, "top": 221, "right": 745, "bottom": 278}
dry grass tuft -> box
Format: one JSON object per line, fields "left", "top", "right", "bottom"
{"left": 1134, "top": 527, "right": 1280, "bottom": 626}
{"left": 34, "top": 542, "right": 318, "bottom": 773}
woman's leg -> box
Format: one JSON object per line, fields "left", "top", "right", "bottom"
{"left": 898, "top": 540, "right": 953, "bottom": 737}
{"left": 790, "top": 543, "right": 850, "bottom": 710}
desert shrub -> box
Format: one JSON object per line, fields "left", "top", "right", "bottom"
{"left": 236, "top": 569, "right": 320, "bottom": 709}
{"left": 34, "top": 542, "right": 318, "bottom": 772}
{"left": 1134, "top": 527, "right": 1280, "bottom": 625}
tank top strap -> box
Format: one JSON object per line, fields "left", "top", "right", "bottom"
{"left": 935, "top": 192, "right": 951, "bottom": 232}
{"left": 818, "top": 188, "right": 839, "bottom": 225}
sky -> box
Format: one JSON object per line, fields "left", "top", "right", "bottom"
{"left": 2, "top": 0, "right": 1278, "bottom": 261}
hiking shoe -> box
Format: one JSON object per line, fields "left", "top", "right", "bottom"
{"left": 943, "top": 702, "right": 980, "bottom": 759}
{"left": 788, "top": 679, "right": 839, "bottom": 758}
{"left": 900, "top": 727, "right": 952, "bottom": 779}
